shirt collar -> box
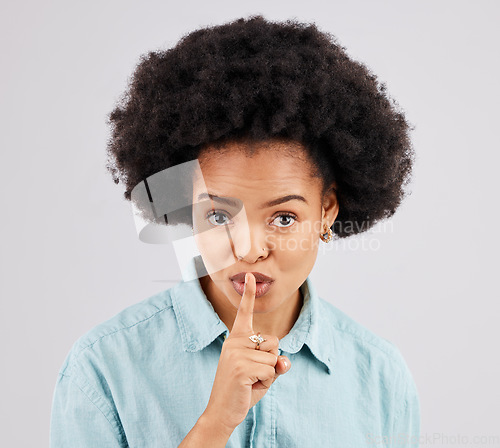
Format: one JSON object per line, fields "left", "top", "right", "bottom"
{"left": 170, "top": 271, "right": 333, "bottom": 375}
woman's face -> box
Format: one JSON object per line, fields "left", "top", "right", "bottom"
{"left": 191, "top": 140, "right": 339, "bottom": 314}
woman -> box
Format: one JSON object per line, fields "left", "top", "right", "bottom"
{"left": 50, "top": 15, "right": 420, "bottom": 447}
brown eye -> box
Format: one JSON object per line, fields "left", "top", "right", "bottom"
{"left": 271, "top": 213, "right": 297, "bottom": 228}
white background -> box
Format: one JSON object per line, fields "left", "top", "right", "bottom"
{"left": 1, "top": 0, "right": 499, "bottom": 446}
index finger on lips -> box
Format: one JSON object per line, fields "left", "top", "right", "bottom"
{"left": 231, "top": 272, "right": 256, "bottom": 335}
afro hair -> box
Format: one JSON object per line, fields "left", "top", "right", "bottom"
{"left": 105, "top": 14, "right": 415, "bottom": 238}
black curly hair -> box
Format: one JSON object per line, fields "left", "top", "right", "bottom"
{"left": 105, "top": 14, "right": 415, "bottom": 238}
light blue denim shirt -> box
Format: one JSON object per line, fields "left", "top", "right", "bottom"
{"left": 50, "top": 275, "right": 420, "bottom": 447}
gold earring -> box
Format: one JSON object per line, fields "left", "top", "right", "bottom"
{"left": 320, "top": 225, "right": 334, "bottom": 243}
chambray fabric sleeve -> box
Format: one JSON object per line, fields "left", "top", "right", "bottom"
{"left": 50, "top": 369, "right": 128, "bottom": 448}
{"left": 390, "top": 370, "right": 421, "bottom": 448}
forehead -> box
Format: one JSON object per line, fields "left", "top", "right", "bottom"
{"left": 192, "top": 140, "right": 321, "bottom": 199}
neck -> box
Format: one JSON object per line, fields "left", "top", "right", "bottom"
{"left": 199, "top": 276, "right": 304, "bottom": 340}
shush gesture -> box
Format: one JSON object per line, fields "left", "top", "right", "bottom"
{"left": 202, "top": 272, "right": 292, "bottom": 435}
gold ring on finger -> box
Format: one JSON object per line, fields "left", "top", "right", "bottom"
{"left": 249, "top": 332, "right": 266, "bottom": 350}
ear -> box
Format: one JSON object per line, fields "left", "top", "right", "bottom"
{"left": 321, "top": 182, "right": 339, "bottom": 228}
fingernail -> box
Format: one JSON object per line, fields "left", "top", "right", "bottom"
{"left": 282, "top": 358, "right": 288, "bottom": 369}
{"left": 245, "top": 273, "right": 249, "bottom": 285}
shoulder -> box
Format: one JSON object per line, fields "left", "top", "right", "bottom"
{"left": 316, "top": 297, "right": 420, "bottom": 428}
{"left": 58, "top": 284, "right": 178, "bottom": 376}
{"left": 317, "top": 296, "right": 415, "bottom": 381}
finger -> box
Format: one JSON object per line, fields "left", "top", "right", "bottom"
{"left": 255, "top": 362, "right": 290, "bottom": 390}
{"left": 275, "top": 356, "right": 291, "bottom": 375}
{"left": 256, "top": 343, "right": 280, "bottom": 389}
{"left": 250, "top": 364, "right": 276, "bottom": 390}
{"left": 245, "top": 350, "right": 278, "bottom": 367}
{"left": 231, "top": 333, "right": 278, "bottom": 351}
{"left": 261, "top": 356, "right": 291, "bottom": 390}
{"left": 231, "top": 272, "right": 256, "bottom": 335}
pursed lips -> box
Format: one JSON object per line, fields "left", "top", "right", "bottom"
{"left": 229, "top": 272, "right": 275, "bottom": 298}
{"left": 229, "top": 271, "right": 274, "bottom": 283}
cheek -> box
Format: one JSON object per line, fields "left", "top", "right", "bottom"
{"left": 194, "top": 229, "right": 236, "bottom": 274}
{"left": 195, "top": 228, "right": 233, "bottom": 253}
{"left": 273, "top": 223, "right": 320, "bottom": 267}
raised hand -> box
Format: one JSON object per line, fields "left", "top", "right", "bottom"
{"left": 202, "top": 272, "right": 292, "bottom": 435}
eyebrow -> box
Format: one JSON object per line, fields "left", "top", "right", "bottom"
{"left": 196, "top": 192, "right": 308, "bottom": 209}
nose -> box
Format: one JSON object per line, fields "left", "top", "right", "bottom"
{"left": 232, "top": 224, "right": 269, "bottom": 263}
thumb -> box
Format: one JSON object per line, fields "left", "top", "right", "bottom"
{"left": 275, "top": 356, "right": 291, "bottom": 376}
{"left": 253, "top": 356, "right": 291, "bottom": 391}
